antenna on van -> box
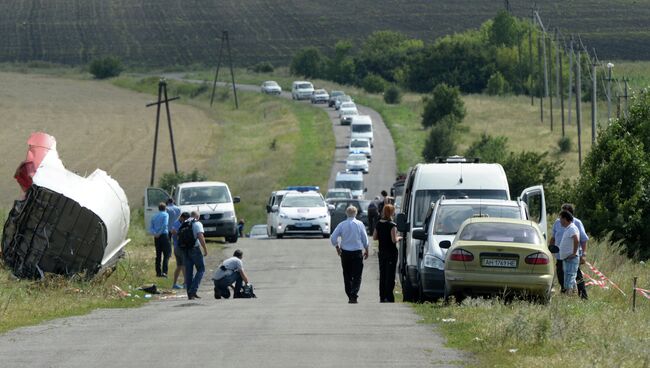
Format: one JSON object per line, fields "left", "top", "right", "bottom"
{"left": 459, "top": 164, "right": 464, "bottom": 184}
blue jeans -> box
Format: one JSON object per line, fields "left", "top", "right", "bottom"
{"left": 214, "top": 272, "right": 243, "bottom": 298}
{"left": 184, "top": 247, "right": 205, "bottom": 295}
{"left": 563, "top": 256, "right": 579, "bottom": 291}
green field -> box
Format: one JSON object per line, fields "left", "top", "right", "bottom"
{"left": 0, "top": 0, "right": 648, "bottom": 67}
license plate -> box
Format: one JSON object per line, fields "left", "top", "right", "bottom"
{"left": 204, "top": 227, "right": 216, "bottom": 232}
{"left": 482, "top": 258, "right": 517, "bottom": 268}
{"left": 295, "top": 222, "right": 311, "bottom": 228}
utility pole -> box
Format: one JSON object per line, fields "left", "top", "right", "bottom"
{"left": 623, "top": 78, "right": 629, "bottom": 119}
{"left": 576, "top": 50, "right": 583, "bottom": 168}
{"left": 146, "top": 79, "right": 181, "bottom": 186}
{"left": 559, "top": 37, "right": 565, "bottom": 137}
{"left": 210, "top": 30, "right": 239, "bottom": 109}
{"left": 568, "top": 37, "right": 574, "bottom": 126}
{"left": 538, "top": 32, "right": 544, "bottom": 122}
{"left": 607, "top": 62, "right": 614, "bottom": 121}
{"left": 529, "top": 7, "right": 534, "bottom": 106}
{"left": 547, "top": 35, "right": 554, "bottom": 131}
{"left": 591, "top": 58, "right": 598, "bottom": 144}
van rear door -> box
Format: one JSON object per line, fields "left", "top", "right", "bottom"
{"left": 520, "top": 185, "right": 547, "bottom": 239}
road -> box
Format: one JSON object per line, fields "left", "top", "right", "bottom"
{"left": 0, "top": 78, "right": 464, "bottom": 367}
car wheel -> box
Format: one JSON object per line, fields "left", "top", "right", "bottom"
{"left": 226, "top": 235, "right": 238, "bottom": 243}
{"left": 276, "top": 233, "right": 283, "bottom": 239}
{"left": 323, "top": 233, "right": 330, "bottom": 239}
{"left": 401, "top": 271, "right": 419, "bottom": 302}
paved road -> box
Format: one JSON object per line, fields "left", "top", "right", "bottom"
{"left": 0, "top": 77, "right": 464, "bottom": 367}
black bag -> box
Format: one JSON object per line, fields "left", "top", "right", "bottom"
{"left": 237, "top": 283, "right": 256, "bottom": 298}
{"left": 177, "top": 220, "right": 196, "bottom": 249}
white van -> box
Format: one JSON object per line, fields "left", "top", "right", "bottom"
{"left": 145, "top": 181, "right": 240, "bottom": 243}
{"left": 350, "top": 115, "right": 374, "bottom": 147}
{"left": 335, "top": 171, "right": 366, "bottom": 199}
{"left": 291, "top": 81, "right": 315, "bottom": 100}
{"left": 395, "top": 156, "right": 546, "bottom": 301}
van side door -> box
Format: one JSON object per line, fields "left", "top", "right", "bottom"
{"left": 520, "top": 185, "right": 547, "bottom": 239}
{"left": 144, "top": 187, "right": 171, "bottom": 230}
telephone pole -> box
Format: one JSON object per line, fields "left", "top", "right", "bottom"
{"left": 568, "top": 37, "right": 574, "bottom": 126}
{"left": 210, "top": 30, "right": 239, "bottom": 109}
{"left": 146, "top": 79, "right": 181, "bottom": 186}
{"left": 576, "top": 50, "right": 583, "bottom": 168}
{"left": 591, "top": 57, "right": 597, "bottom": 144}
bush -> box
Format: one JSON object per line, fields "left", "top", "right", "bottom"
{"left": 290, "top": 47, "right": 326, "bottom": 78}
{"left": 464, "top": 134, "right": 508, "bottom": 163}
{"left": 361, "top": 74, "right": 387, "bottom": 93}
{"left": 383, "top": 85, "right": 402, "bottom": 104}
{"left": 158, "top": 170, "right": 207, "bottom": 193}
{"left": 249, "top": 62, "right": 274, "bottom": 73}
{"left": 501, "top": 151, "right": 563, "bottom": 209}
{"left": 422, "top": 116, "right": 458, "bottom": 162}
{"left": 89, "top": 57, "right": 123, "bottom": 79}
{"left": 558, "top": 136, "right": 572, "bottom": 153}
{"left": 485, "top": 71, "right": 510, "bottom": 96}
{"left": 421, "top": 83, "right": 466, "bottom": 128}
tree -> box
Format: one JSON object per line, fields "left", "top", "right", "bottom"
{"left": 383, "top": 85, "right": 402, "bottom": 104}
{"left": 464, "top": 134, "right": 508, "bottom": 162}
{"left": 422, "top": 116, "right": 458, "bottom": 162}
{"left": 485, "top": 71, "right": 510, "bottom": 95}
{"left": 488, "top": 10, "right": 520, "bottom": 47}
{"left": 574, "top": 91, "right": 650, "bottom": 258}
{"left": 421, "top": 83, "right": 466, "bottom": 128}
{"left": 89, "top": 56, "right": 123, "bottom": 79}
{"left": 361, "top": 74, "right": 387, "bottom": 93}
{"left": 502, "top": 151, "right": 563, "bottom": 213}
{"left": 290, "top": 47, "right": 326, "bottom": 78}
{"left": 356, "top": 31, "right": 423, "bottom": 83}
{"left": 158, "top": 170, "right": 207, "bottom": 194}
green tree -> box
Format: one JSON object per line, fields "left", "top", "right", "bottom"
{"left": 421, "top": 83, "right": 466, "bottom": 128}
{"left": 383, "top": 85, "right": 402, "bottom": 104}
{"left": 89, "top": 56, "right": 123, "bottom": 79}
{"left": 488, "top": 10, "right": 520, "bottom": 47}
{"left": 361, "top": 74, "right": 387, "bottom": 93}
{"left": 158, "top": 170, "right": 207, "bottom": 194}
{"left": 485, "top": 71, "right": 510, "bottom": 95}
{"left": 422, "top": 116, "right": 458, "bottom": 162}
{"left": 502, "top": 151, "right": 563, "bottom": 211}
{"left": 575, "top": 91, "right": 650, "bottom": 258}
{"left": 290, "top": 47, "right": 326, "bottom": 78}
{"left": 464, "top": 134, "right": 508, "bottom": 162}
{"left": 356, "top": 31, "right": 423, "bottom": 83}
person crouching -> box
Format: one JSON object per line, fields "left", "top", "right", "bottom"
{"left": 212, "top": 249, "right": 250, "bottom": 299}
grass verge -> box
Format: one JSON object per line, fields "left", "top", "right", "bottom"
{"left": 413, "top": 238, "right": 649, "bottom": 367}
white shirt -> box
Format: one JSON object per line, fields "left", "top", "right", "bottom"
{"left": 559, "top": 223, "right": 579, "bottom": 260}
{"left": 212, "top": 256, "right": 244, "bottom": 280}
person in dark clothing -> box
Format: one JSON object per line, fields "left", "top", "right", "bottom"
{"left": 373, "top": 204, "right": 400, "bottom": 302}
{"left": 366, "top": 198, "right": 379, "bottom": 236}
{"left": 377, "top": 190, "right": 388, "bottom": 216}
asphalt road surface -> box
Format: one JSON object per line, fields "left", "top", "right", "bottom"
{"left": 0, "top": 78, "right": 464, "bottom": 367}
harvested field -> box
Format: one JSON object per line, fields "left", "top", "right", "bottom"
{"left": 0, "top": 72, "right": 217, "bottom": 209}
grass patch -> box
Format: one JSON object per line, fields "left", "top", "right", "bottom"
{"left": 413, "top": 238, "right": 649, "bottom": 367}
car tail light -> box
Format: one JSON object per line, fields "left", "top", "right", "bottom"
{"left": 450, "top": 249, "right": 474, "bottom": 262}
{"left": 525, "top": 252, "right": 549, "bottom": 265}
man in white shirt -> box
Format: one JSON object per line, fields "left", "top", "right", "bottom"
{"left": 558, "top": 210, "right": 580, "bottom": 294}
{"left": 330, "top": 205, "right": 369, "bottom": 304}
{"left": 212, "top": 249, "right": 249, "bottom": 299}
{"left": 184, "top": 211, "right": 208, "bottom": 300}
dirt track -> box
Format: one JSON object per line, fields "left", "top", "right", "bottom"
{"left": 0, "top": 72, "right": 218, "bottom": 209}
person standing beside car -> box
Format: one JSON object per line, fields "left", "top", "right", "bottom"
{"left": 149, "top": 202, "right": 170, "bottom": 278}
{"left": 549, "top": 203, "right": 589, "bottom": 299}
{"left": 183, "top": 211, "right": 208, "bottom": 300}
{"left": 373, "top": 204, "right": 400, "bottom": 303}
{"left": 330, "top": 205, "right": 369, "bottom": 304}
{"left": 557, "top": 210, "right": 580, "bottom": 295}
{"left": 170, "top": 212, "right": 190, "bottom": 289}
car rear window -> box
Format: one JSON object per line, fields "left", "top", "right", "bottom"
{"left": 434, "top": 204, "right": 522, "bottom": 235}
{"left": 459, "top": 223, "right": 540, "bottom": 244}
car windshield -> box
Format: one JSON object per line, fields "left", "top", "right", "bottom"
{"left": 341, "top": 102, "right": 355, "bottom": 108}
{"left": 281, "top": 196, "right": 324, "bottom": 208}
{"left": 459, "top": 223, "right": 540, "bottom": 244}
{"left": 352, "top": 124, "right": 372, "bottom": 133}
{"left": 412, "top": 189, "right": 509, "bottom": 227}
{"left": 342, "top": 110, "right": 357, "bottom": 116}
{"left": 331, "top": 91, "right": 344, "bottom": 97}
{"left": 335, "top": 180, "right": 363, "bottom": 191}
{"left": 433, "top": 204, "right": 522, "bottom": 235}
{"left": 179, "top": 186, "right": 231, "bottom": 205}
{"left": 298, "top": 83, "right": 312, "bottom": 89}
{"left": 348, "top": 154, "right": 366, "bottom": 161}
{"left": 350, "top": 140, "right": 369, "bottom": 148}
{"left": 264, "top": 82, "right": 277, "bottom": 87}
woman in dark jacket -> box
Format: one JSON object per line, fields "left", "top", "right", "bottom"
{"left": 372, "top": 204, "right": 400, "bottom": 302}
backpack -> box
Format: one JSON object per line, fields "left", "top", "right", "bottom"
{"left": 178, "top": 220, "right": 196, "bottom": 249}
{"left": 237, "top": 283, "right": 257, "bottom": 298}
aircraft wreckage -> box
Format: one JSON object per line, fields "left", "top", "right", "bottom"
{"left": 1, "top": 132, "right": 130, "bottom": 279}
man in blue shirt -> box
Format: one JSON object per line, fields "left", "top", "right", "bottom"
{"left": 165, "top": 198, "right": 181, "bottom": 238}
{"left": 330, "top": 205, "right": 369, "bottom": 304}
{"left": 549, "top": 203, "right": 589, "bottom": 299}
{"left": 149, "top": 202, "right": 171, "bottom": 277}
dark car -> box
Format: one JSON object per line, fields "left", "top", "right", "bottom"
{"left": 327, "top": 199, "right": 370, "bottom": 233}
{"left": 329, "top": 90, "right": 345, "bottom": 107}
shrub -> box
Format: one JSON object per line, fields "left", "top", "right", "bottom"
{"left": 361, "top": 74, "right": 387, "bottom": 93}
{"left": 158, "top": 170, "right": 207, "bottom": 193}
{"left": 558, "top": 136, "right": 572, "bottom": 153}
{"left": 89, "top": 57, "right": 123, "bottom": 79}
{"left": 464, "top": 134, "right": 508, "bottom": 163}
{"left": 422, "top": 116, "right": 458, "bottom": 162}
{"left": 290, "top": 47, "right": 326, "bottom": 78}
{"left": 383, "top": 85, "right": 402, "bottom": 104}
{"left": 485, "top": 71, "right": 510, "bottom": 96}
{"left": 501, "top": 151, "right": 563, "bottom": 210}
{"left": 421, "top": 83, "right": 466, "bottom": 128}
{"left": 249, "top": 62, "right": 274, "bottom": 73}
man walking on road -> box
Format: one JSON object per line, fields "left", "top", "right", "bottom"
{"left": 184, "top": 211, "right": 208, "bottom": 300}
{"left": 330, "top": 205, "right": 369, "bottom": 304}
{"left": 149, "top": 202, "right": 170, "bottom": 277}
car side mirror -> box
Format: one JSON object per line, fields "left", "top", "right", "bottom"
{"left": 439, "top": 240, "right": 452, "bottom": 249}
{"left": 233, "top": 196, "right": 241, "bottom": 203}
{"left": 271, "top": 205, "right": 279, "bottom": 212}
{"left": 412, "top": 229, "right": 427, "bottom": 241}
{"left": 364, "top": 188, "right": 368, "bottom": 193}
{"left": 396, "top": 213, "right": 409, "bottom": 233}
{"left": 548, "top": 245, "right": 559, "bottom": 253}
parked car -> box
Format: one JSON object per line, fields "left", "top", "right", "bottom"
{"left": 335, "top": 95, "right": 353, "bottom": 110}
{"left": 291, "top": 81, "right": 314, "bottom": 100}
{"left": 345, "top": 153, "right": 369, "bottom": 174}
{"left": 311, "top": 89, "right": 330, "bottom": 104}
{"left": 328, "top": 199, "right": 370, "bottom": 232}
{"left": 266, "top": 190, "right": 292, "bottom": 237}
{"left": 272, "top": 191, "right": 331, "bottom": 238}
{"left": 326, "top": 188, "right": 353, "bottom": 200}
{"left": 443, "top": 217, "right": 554, "bottom": 303}
{"left": 329, "top": 90, "right": 345, "bottom": 107}
{"left": 261, "top": 81, "right": 282, "bottom": 95}
{"left": 348, "top": 138, "right": 372, "bottom": 160}
{"left": 248, "top": 224, "right": 269, "bottom": 239}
